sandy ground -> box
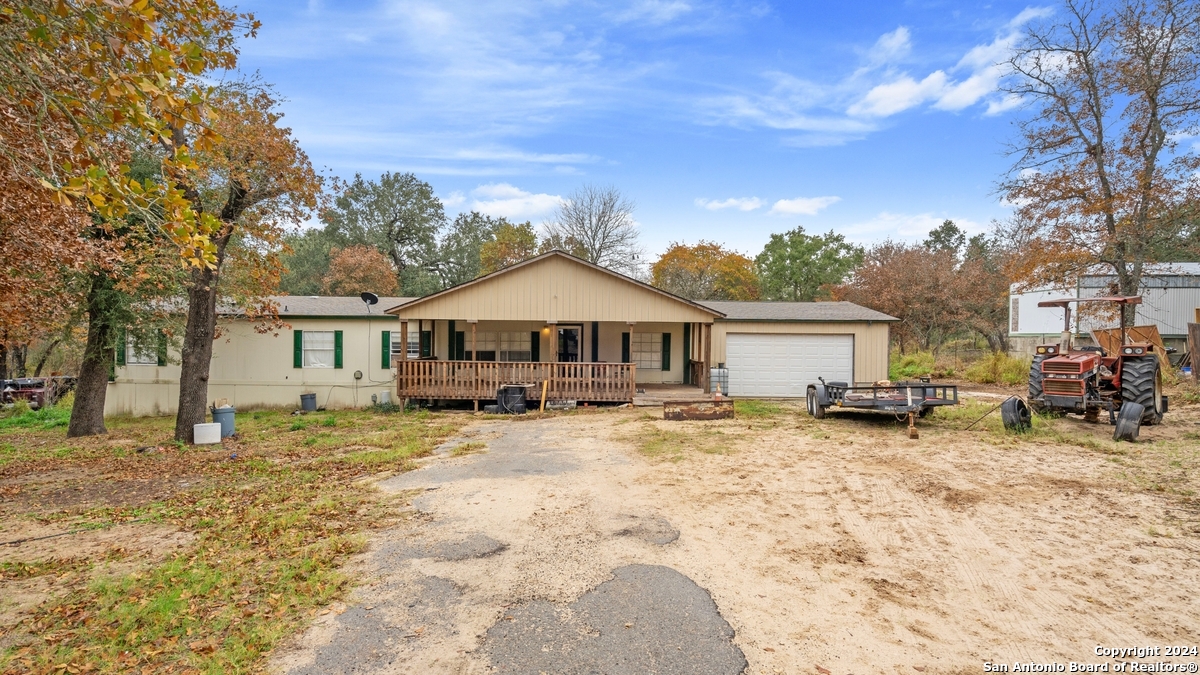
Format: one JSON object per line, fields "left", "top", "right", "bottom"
{"left": 270, "top": 400, "right": 1200, "bottom": 675}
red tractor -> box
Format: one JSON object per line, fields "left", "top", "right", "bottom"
{"left": 1024, "top": 296, "right": 1166, "bottom": 440}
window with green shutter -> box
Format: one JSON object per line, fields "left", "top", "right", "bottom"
{"left": 293, "top": 330, "right": 303, "bottom": 368}
{"left": 334, "top": 330, "right": 343, "bottom": 369}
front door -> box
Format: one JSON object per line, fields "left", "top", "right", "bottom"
{"left": 557, "top": 327, "right": 581, "bottom": 362}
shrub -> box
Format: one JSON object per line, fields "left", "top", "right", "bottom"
{"left": 889, "top": 350, "right": 935, "bottom": 381}
{"left": 964, "top": 351, "right": 1030, "bottom": 385}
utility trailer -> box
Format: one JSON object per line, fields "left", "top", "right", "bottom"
{"left": 806, "top": 378, "right": 959, "bottom": 438}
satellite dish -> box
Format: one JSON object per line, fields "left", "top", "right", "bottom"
{"left": 361, "top": 292, "right": 379, "bottom": 313}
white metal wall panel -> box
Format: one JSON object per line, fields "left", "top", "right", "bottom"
{"left": 725, "top": 333, "right": 853, "bottom": 398}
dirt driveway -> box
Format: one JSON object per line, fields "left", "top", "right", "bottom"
{"left": 271, "top": 400, "right": 1200, "bottom": 675}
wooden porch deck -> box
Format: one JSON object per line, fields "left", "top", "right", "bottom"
{"left": 396, "top": 360, "right": 637, "bottom": 402}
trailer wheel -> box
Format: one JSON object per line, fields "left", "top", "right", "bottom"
{"left": 1000, "top": 397, "right": 1031, "bottom": 432}
{"left": 1120, "top": 356, "right": 1163, "bottom": 425}
{"left": 807, "top": 388, "right": 826, "bottom": 419}
{"left": 1113, "top": 401, "right": 1144, "bottom": 441}
{"left": 1028, "top": 354, "right": 1047, "bottom": 412}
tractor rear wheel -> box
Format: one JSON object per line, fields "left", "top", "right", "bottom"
{"left": 1120, "top": 356, "right": 1164, "bottom": 425}
{"left": 1028, "top": 354, "right": 1047, "bottom": 412}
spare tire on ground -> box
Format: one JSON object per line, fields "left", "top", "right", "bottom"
{"left": 1000, "top": 397, "right": 1032, "bottom": 432}
{"left": 1113, "top": 401, "right": 1144, "bottom": 441}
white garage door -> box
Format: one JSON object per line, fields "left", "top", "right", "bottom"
{"left": 725, "top": 333, "right": 853, "bottom": 398}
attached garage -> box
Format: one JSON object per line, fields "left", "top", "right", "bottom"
{"left": 701, "top": 301, "right": 897, "bottom": 399}
{"left": 725, "top": 333, "right": 854, "bottom": 397}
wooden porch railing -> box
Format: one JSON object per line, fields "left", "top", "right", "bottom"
{"left": 396, "top": 361, "right": 637, "bottom": 402}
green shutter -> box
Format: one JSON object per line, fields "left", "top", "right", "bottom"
{"left": 456, "top": 332, "right": 466, "bottom": 361}
{"left": 293, "top": 330, "right": 303, "bottom": 368}
{"left": 156, "top": 330, "right": 167, "bottom": 366}
{"left": 381, "top": 330, "right": 391, "bottom": 368}
{"left": 334, "top": 330, "right": 344, "bottom": 369}
{"left": 420, "top": 331, "right": 432, "bottom": 358}
{"left": 116, "top": 328, "right": 127, "bottom": 367}
{"left": 682, "top": 324, "right": 691, "bottom": 383}
{"left": 621, "top": 332, "right": 630, "bottom": 363}
{"left": 530, "top": 331, "right": 540, "bottom": 361}
{"left": 591, "top": 322, "right": 599, "bottom": 362}
{"left": 661, "top": 333, "right": 671, "bottom": 372}
{"left": 448, "top": 321, "right": 456, "bottom": 360}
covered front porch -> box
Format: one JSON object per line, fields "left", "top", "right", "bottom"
{"left": 385, "top": 251, "right": 725, "bottom": 405}
{"left": 392, "top": 319, "right": 715, "bottom": 404}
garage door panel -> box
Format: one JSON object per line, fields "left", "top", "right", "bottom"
{"left": 726, "top": 333, "right": 853, "bottom": 398}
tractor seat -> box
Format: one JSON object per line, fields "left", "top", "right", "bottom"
{"left": 1077, "top": 345, "right": 1105, "bottom": 356}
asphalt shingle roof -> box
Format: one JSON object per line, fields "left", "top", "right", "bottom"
{"left": 261, "top": 296, "right": 416, "bottom": 317}
{"left": 698, "top": 301, "right": 898, "bottom": 322}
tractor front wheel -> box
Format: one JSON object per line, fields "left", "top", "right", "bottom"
{"left": 1028, "top": 354, "right": 1047, "bottom": 413}
{"left": 1120, "top": 356, "right": 1164, "bottom": 425}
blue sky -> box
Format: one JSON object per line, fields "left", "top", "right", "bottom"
{"left": 234, "top": 0, "right": 1050, "bottom": 258}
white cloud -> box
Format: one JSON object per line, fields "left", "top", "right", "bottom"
{"left": 848, "top": 71, "right": 948, "bottom": 117}
{"left": 440, "top": 190, "right": 466, "bottom": 208}
{"left": 768, "top": 196, "right": 841, "bottom": 216}
{"left": 695, "top": 197, "right": 764, "bottom": 211}
{"left": 469, "top": 183, "right": 565, "bottom": 219}
{"left": 867, "top": 26, "right": 912, "bottom": 66}
{"left": 617, "top": 0, "right": 693, "bottom": 24}
{"left": 840, "top": 211, "right": 986, "bottom": 242}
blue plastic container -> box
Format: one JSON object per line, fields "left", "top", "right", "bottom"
{"left": 211, "top": 406, "right": 236, "bottom": 438}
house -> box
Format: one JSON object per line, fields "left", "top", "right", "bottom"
{"left": 385, "top": 251, "right": 895, "bottom": 403}
{"left": 105, "top": 250, "right": 896, "bottom": 416}
{"left": 1008, "top": 263, "right": 1200, "bottom": 357}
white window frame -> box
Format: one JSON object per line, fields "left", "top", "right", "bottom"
{"left": 499, "top": 331, "right": 532, "bottom": 362}
{"left": 126, "top": 340, "right": 158, "bottom": 366}
{"left": 391, "top": 330, "right": 420, "bottom": 362}
{"left": 632, "top": 332, "right": 662, "bottom": 370}
{"left": 303, "top": 330, "right": 336, "bottom": 368}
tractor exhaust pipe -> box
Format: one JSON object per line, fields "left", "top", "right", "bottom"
{"left": 1060, "top": 306, "right": 1073, "bottom": 352}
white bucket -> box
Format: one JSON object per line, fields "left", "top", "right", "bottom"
{"left": 380, "top": 390, "right": 392, "bottom": 405}
{"left": 194, "top": 422, "right": 222, "bottom": 445}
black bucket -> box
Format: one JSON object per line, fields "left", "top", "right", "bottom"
{"left": 300, "top": 393, "right": 317, "bottom": 412}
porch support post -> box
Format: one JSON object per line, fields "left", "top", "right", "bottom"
{"left": 471, "top": 321, "right": 478, "bottom": 411}
{"left": 399, "top": 320, "right": 408, "bottom": 407}
{"left": 704, "top": 322, "right": 712, "bottom": 394}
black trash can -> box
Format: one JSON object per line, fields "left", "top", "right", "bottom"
{"left": 300, "top": 393, "right": 317, "bottom": 412}
{"left": 497, "top": 385, "right": 526, "bottom": 414}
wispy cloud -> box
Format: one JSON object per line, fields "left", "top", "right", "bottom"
{"left": 701, "top": 8, "right": 1051, "bottom": 145}
{"left": 839, "top": 211, "right": 985, "bottom": 242}
{"left": 769, "top": 196, "right": 841, "bottom": 216}
{"left": 695, "top": 197, "right": 764, "bottom": 211}
{"left": 616, "top": 0, "right": 693, "bottom": 25}
{"left": 469, "top": 183, "right": 565, "bottom": 219}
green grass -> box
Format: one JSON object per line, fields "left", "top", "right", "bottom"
{"left": 0, "top": 404, "right": 71, "bottom": 430}
{"left": 889, "top": 350, "right": 935, "bottom": 380}
{"left": 321, "top": 415, "right": 337, "bottom": 427}
{"left": 734, "top": 399, "right": 783, "bottom": 418}
{"left": 289, "top": 420, "right": 307, "bottom": 431}
{"left": 450, "top": 441, "right": 487, "bottom": 456}
{"left": 963, "top": 351, "right": 1030, "bottom": 385}
{"left": 0, "top": 407, "right": 465, "bottom": 675}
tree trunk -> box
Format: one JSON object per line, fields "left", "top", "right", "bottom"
{"left": 0, "top": 342, "right": 7, "bottom": 381}
{"left": 174, "top": 263, "right": 221, "bottom": 443}
{"left": 68, "top": 275, "right": 116, "bottom": 437}
{"left": 33, "top": 339, "right": 62, "bottom": 377}
{"left": 12, "top": 345, "right": 27, "bottom": 377}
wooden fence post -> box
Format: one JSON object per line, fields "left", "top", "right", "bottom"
{"left": 1189, "top": 323, "right": 1200, "bottom": 382}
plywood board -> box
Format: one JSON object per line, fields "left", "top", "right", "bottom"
{"left": 1091, "top": 325, "right": 1171, "bottom": 369}
{"left": 663, "top": 399, "right": 735, "bottom": 421}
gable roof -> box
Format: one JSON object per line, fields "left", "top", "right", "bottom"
{"left": 699, "top": 301, "right": 898, "bottom": 322}
{"left": 385, "top": 250, "right": 724, "bottom": 322}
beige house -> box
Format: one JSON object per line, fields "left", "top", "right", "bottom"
{"left": 386, "top": 251, "right": 896, "bottom": 403}
{"left": 105, "top": 250, "right": 896, "bottom": 416}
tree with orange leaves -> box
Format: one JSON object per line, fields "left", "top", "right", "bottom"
{"left": 651, "top": 241, "right": 760, "bottom": 301}
{"left": 322, "top": 246, "right": 399, "bottom": 296}
{"left": 1000, "top": 0, "right": 1200, "bottom": 323}
{"left": 166, "top": 83, "right": 322, "bottom": 442}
